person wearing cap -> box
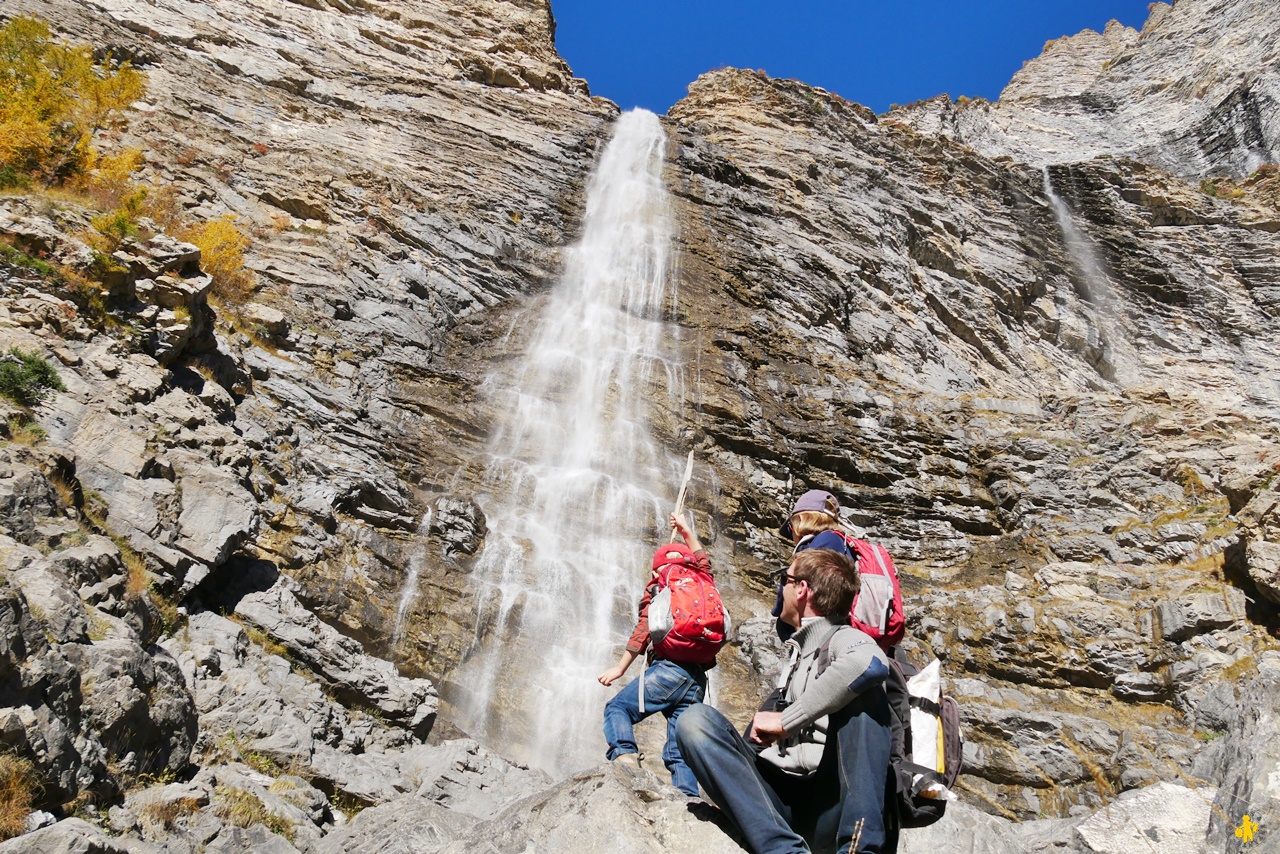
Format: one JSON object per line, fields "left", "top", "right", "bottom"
{"left": 773, "top": 490, "right": 852, "bottom": 640}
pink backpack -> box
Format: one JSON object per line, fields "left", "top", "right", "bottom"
{"left": 834, "top": 532, "right": 906, "bottom": 651}
{"left": 647, "top": 544, "right": 729, "bottom": 666}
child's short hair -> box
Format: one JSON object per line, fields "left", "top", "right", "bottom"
{"left": 787, "top": 510, "right": 841, "bottom": 540}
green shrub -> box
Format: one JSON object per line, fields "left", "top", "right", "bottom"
{"left": 0, "top": 164, "right": 28, "bottom": 191}
{"left": 0, "top": 242, "right": 55, "bottom": 277}
{"left": 0, "top": 347, "right": 65, "bottom": 406}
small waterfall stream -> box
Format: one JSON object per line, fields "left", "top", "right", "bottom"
{"left": 1042, "top": 167, "right": 1112, "bottom": 308}
{"left": 1041, "top": 167, "right": 1135, "bottom": 384}
{"left": 450, "top": 109, "right": 684, "bottom": 774}
{"left": 391, "top": 510, "right": 432, "bottom": 650}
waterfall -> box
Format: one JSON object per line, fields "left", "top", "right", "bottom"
{"left": 1042, "top": 166, "right": 1111, "bottom": 308}
{"left": 451, "top": 109, "right": 684, "bottom": 774}
{"left": 391, "top": 510, "right": 432, "bottom": 650}
{"left": 1041, "top": 166, "right": 1139, "bottom": 384}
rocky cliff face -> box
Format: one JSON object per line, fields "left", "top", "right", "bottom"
{"left": 661, "top": 60, "right": 1280, "bottom": 824}
{"left": 891, "top": 0, "right": 1280, "bottom": 178}
{"left": 3, "top": 0, "right": 1280, "bottom": 850}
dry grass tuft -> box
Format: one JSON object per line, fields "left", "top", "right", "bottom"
{"left": 138, "top": 796, "right": 201, "bottom": 830}
{"left": 214, "top": 787, "right": 294, "bottom": 841}
{"left": 0, "top": 754, "right": 41, "bottom": 841}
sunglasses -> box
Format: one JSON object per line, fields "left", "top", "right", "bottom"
{"left": 771, "top": 568, "right": 804, "bottom": 587}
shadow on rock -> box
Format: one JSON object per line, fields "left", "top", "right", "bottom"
{"left": 192, "top": 555, "right": 280, "bottom": 612}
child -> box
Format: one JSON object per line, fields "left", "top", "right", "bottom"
{"left": 597, "top": 512, "right": 723, "bottom": 797}
{"left": 775, "top": 489, "right": 905, "bottom": 651}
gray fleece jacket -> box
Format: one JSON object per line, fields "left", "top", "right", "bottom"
{"left": 758, "top": 615, "right": 891, "bottom": 777}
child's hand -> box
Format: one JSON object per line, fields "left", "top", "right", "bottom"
{"left": 597, "top": 664, "right": 627, "bottom": 686}
{"left": 670, "top": 512, "right": 701, "bottom": 551}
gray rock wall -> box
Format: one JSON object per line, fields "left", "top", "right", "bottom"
{"left": 3, "top": 0, "right": 1280, "bottom": 849}
{"left": 891, "top": 0, "right": 1280, "bottom": 177}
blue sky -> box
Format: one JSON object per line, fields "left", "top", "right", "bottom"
{"left": 550, "top": 1, "right": 1156, "bottom": 115}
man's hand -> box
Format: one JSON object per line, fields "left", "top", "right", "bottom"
{"left": 748, "top": 711, "right": 787, "bottom": 745}
{"left": 597, "top": 664, "right": 627, "bottom": 686}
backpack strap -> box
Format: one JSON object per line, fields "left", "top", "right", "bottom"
{"left": 812, "top": 623, "right": 848, "bottom": 677}
{"left": 899, "top": 761, "right": 947, "bottom": 794}
{"left": 909, "top": 695, "right": 942, "bottom": 718}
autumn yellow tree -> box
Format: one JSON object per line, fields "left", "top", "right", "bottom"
{"left": 0, "top": 15, "right": 146, "bottom": 187}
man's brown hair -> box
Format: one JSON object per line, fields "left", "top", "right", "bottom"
{"left": 791, "top": 548, "right": 860, "bottom": 618}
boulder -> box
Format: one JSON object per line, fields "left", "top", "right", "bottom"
{"left": 312, "top": 795, "right": 476, "bottom": 854}
{"left": 1076, "top": 781, "right": 1216, "bottom": 853}
{"left": 0, "top": 817, "right": 134, "bottom": 853}
{"left": 242, "top": 302, "right": 289, "bottom": 338}
{"left": 900, "top": 802, "right": 1083, "bottom": 854}
{"left": 429, "top": 496, "right": 487, "bottom": 556}
{"left": 436, "top": 763, "right": 744, "bottom": 854}
{"left": 6, "top": 541, "right": 90, "bottom": 644}
{"left": 0, "top": 461, "right": 60, "bottom": 545}
{"left": 1156, "top": 590, "right": 1246, "bottom": 642}
{"left": 59, "top": 638, "right": 198, "bottom": 780}
{"left": 172, "top": 458, "right": 259, "bottom": 570}
{"left": 1204, "top": 651, "right": 1280, "bottom": 851}
{"left": 405, "top": 739, "right": 550, "bottom": 819}
{"left": 214, "top": 581, "right": 437, "bottom": 738}
{"left": 1245, "top": 539, "right": 1280, "bottom": 606}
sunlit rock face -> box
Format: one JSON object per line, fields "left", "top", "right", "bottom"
{"left": 889, "top": 0, "right": 1280, "bottom": 177}
{"left": 4, "top": 0, "right": 623, "bottom": 678}
{"left": 659, "top": 60, "right": 1280, "bottom": 815}
{"left": 3, "top": 0, "right": 1280, "bottom": 846}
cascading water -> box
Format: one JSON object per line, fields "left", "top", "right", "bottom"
{"left": 1042, "top": 167, "right": 1111, "bottom": 308}
{"left": 1041, "top": 166, "right": 1136, "bottom": 384}
{"left": 391, "top": 510, "right": 432, "bottom": 650}
{"left": 450, "top": 109, "right": 685, "bottom": 774}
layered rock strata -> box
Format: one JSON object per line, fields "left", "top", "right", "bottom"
{"left": 1, "top": 0, "right": 1280, "bottom": 850}
{"left": 890, "top": 0, "right": 1280, "bottom": 177}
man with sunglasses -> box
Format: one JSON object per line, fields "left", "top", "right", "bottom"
{"left": 676, "top": 548, "right": 895, "bottom": 853}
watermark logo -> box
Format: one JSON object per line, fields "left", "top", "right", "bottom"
{"left": 1235, "top": 814, "right": 1260, "bottom": 845}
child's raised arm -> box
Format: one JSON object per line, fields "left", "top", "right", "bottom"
{"left": 670, "top": 512, "right": 702, "bottom": 552}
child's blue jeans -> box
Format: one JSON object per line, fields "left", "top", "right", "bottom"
{"left": 603, "top": 658, "right": 707, "bottom": 796}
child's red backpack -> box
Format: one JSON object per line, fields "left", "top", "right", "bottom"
{"left": 834, "top": 532, "right": 906, "bottom": 651}
{"left": 647, "top": 544, "right": 729, "bottom": 665}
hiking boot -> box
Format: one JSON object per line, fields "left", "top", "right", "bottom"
{"left": 612, "top": 753, "right": 641, "bottom": 769}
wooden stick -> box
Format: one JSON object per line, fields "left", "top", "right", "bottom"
{"left": 669, "top": 450, "right": 694, "bottom": 542}
{"left": 845, "top": 818, "right": 864, "bottom": 854}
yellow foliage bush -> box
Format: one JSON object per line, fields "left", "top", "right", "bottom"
{"left": 0, "top": 17, "right": 260, "bottom": 307}
{"left": 181, "top": 216, "right": 255, "bottom": 302}
{"left": 0, "top": 16, "right": 147, "bottom": 187}
{"left": 70, "top": 147, "right": 145, "bottom": 211}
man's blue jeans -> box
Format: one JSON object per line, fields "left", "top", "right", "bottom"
{"left": 603, "top": 658, "right": 707, "bottom": 796}
{"left": 675, "top": 690, "right": 895, "bottom": 854}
